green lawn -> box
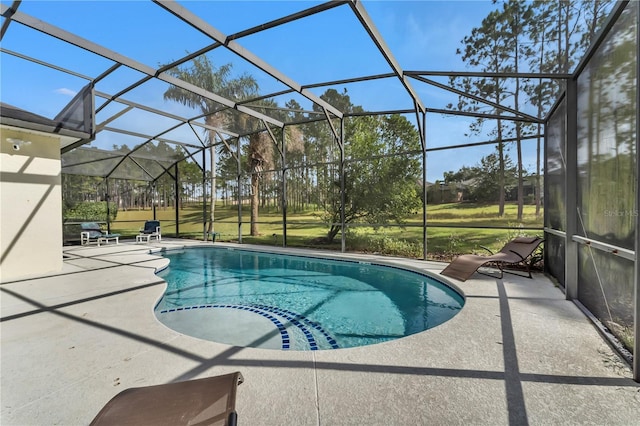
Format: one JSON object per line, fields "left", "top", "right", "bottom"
{"left": 108, "top": 202, "right": 543, "bottom": 260}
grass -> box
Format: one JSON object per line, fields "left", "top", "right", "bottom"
{"left": 107, "top": 202, "right": 543, "bottom": 259}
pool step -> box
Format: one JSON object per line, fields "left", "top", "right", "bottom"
{"left": 158, "top": 304, "right": 339, "bottom": 350}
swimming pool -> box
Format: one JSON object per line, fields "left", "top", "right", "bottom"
{"left": 154, "top": 247, "right": 464, "bottom": 350}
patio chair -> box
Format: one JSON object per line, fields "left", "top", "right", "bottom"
{"left": 90, "top": 371, "right": 244, "bottom": 426}
{"left": 136, "top": 220, "right": 161, "bottom": 243}
{"left": 80, "top": 222, "right": 120, "bottom": 246}
{"left": 440, "top": 236, "right": 544, "bottom": 282}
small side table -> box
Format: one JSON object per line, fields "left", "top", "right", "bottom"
{"left": 136, "top": 234, "right": 152, "bottom": 243}
{"left": 97, "top": 236, "right": 119, "bottom": 246}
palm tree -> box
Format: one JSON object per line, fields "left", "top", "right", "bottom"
{"left": 163, "top": 55, "right": 259, "bottom": 235}
{"left": 235, "top": 98, "right": 280, "bottom": 236}
{"left": 248, "top": 132, "right": 271, "bottom": 235}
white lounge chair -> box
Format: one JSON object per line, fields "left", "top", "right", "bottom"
{"left": 80, "top": 222, "right": 120, "bottom": 246}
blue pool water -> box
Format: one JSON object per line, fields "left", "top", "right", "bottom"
{"left": 155, "top": 247, "right": 464, "bottom": 351}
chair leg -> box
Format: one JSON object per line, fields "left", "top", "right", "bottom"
{"left": 502, "top": 267, "right": 533, "bottom": 279}
{"left": 477, "top": 262, "right": 504, "bottom": 279}
{"left": 480, "top": 261, "right": 534, "bottom": 279}
{"left": 478, "top": 270, "right": 504, "bottom": 279}
{"left": 501, "top": 262, "right": 533, "bottom": 279}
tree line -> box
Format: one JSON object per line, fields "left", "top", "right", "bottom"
{"left": 448, "top": 0, "right": 613, "bottom": 219}
{"left": 63, "top": 0, "right": 622, "bottom": 242}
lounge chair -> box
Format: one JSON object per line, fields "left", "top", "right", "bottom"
{"left": 136, "top": 220, "right": 161, "bottom": 243}
{"left": 90, "top": 371, "right": 244, "bottom": 426}
{"left": 80, "top": 222, "right": 120, "bottom": 246}
{"left": 440, "top": 236, "right": 544, "bottom": 282}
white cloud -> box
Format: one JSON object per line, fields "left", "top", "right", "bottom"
{"left": 55, "top": 88, "right": 77, "bottom": 97}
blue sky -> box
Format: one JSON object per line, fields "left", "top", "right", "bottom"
{"left": 1, "top": 0, "right": 541, "bottom": 181}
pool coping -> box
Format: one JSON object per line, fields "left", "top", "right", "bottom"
{"left": 1, "top": 239, "right": 639, "bottom": 425}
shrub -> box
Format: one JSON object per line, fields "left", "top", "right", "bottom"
{"left": 346, "top": 229, "right": 423, "bottom": 258}
{"left": 64, "top": 201, "right": 118, "bottom": 221}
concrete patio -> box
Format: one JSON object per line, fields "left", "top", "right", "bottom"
{"left": 1, "top": 240, "right": 638, "bottom": 425}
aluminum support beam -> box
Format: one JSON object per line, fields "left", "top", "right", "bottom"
{"left": 322, "top": 107, "right": 341, "bottom": 147}
{"left": 0, "top": 4, "right": 283, "bottom": 128}
{"left": 543, "top": 111, "right": 551, "bottom": 279}
{"left": 152, "top": 182, "right": 157, "bottom": 219}
{"left": 128, "top": 157, "right": 156, "bottom": 182}
{"left": 105, "top": 178, "right": 111, "bottom": 234}
{"left": 160, "top": 74, "right": 284, "bottom": 127}
{"left": 100, "top": 126, "right": 202, "bottom": 149}
{"left": 634, "top": 0, "right": 640, "bottom": 382}
{"left": 63, "top": 146, "right": 191, "bottom": 169}
{"left": 340, "top": 118, "right": 346, "bottom": 253}
{"left": 250, "top": 69, "right": 570, "bottom": 111}
{"left": 262, "top": 121, "right": 284, "bottom": 160}
{"left": 153, "top": 0, "right": 343, "bottom": 120}
{"left": 303, "top": 72, "right": 396, "bottom": 89}
{"left": 0, "top": 47, "right": 92, "bottom": 80}
{"left": 573, "top": 1, "right": 629, "bottom": 78}
{"left": 93, "top": 64, "right": 122, "bottom": 87}
{"left": 281, "top": 129, "right": 288, "bottom": 247}
{"left": 424, "top": 108, "right": 541, "bottom": 124}
{"left": 565, "top": 78, "right": 579, "bottom": 300}
{"left": 237, "top": 137, "right": 243, "bottom": 244}
{"left": 100, "top": 124, "right": 200, "bottom": 180}
{"left": 62, "top": 155, "right": 121, "bottom": 170}
{"left": 421, "top": 111, "right": 428, "bottom": 261}
{"left": 571, "top": 235, "right": 635, "bottom": 262}
{"left": 348, "top": 0, "right": 425, "bottom": 114}
{"left": 0, "top": 0, "right": 20, "bottom": 40}
{"left": 229, "top": 1, "right": 348, "bottom": 41}
{"left": 174, "top": 163, "right": 180, "bottom": 236}
{"left": 194, "top": 123, "right": 240, "bottom": 140}
{"left": 95, "top": 106, "right": 134, "bottom": 133}
{"left": 0, "top": 5, "right": 156, "bottom": 76}
{"left": 405, "top": 70, "right": 573, "bottom": 79}
{"left": 411, "top": 75, "right": 541, "bottom": 123}
{"left": 213, "top": 131, "right": 240, "bottom": 164}
{"left": 95, "top": 91, "right": 190, "bottom": 126}
{"left": 425, "top": 135, "right": 544, "bottom": 153}
{"left": 202, "top": 149, "right": 207, "bottom": 241}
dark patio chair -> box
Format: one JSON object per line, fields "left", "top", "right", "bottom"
{"left": 136, "top": 220, "right": 161, "bottom": 243}
{"left": 440, "top": 236, "right": 544, "bottom": 282}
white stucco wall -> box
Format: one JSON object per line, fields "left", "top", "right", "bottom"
{"left": 0, "top": 127, "right": 63, "bottom": 282}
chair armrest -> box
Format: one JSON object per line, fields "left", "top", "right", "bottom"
{"left": 80, "top": 231, "right": 91, "bottom": 245}
{"left": 479, "top": 246, "right": 494, "bottom": 255}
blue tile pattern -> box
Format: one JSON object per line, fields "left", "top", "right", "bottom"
{"left": 251, "top": 304, "right": 340, "bottom": 349}
{"left": 159, "top": 303, "right": 339, "bottom": 350}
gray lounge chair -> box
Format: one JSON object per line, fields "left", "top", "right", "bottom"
{"left": 440, "top": 236, "right": 544, "bottom": 282}
{"left": 90, "top": 372, "right": 243, "bottom": 426}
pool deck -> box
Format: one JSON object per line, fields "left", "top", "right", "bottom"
{"left": 1, "top": 240, "right": 638, "bottom": 425}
